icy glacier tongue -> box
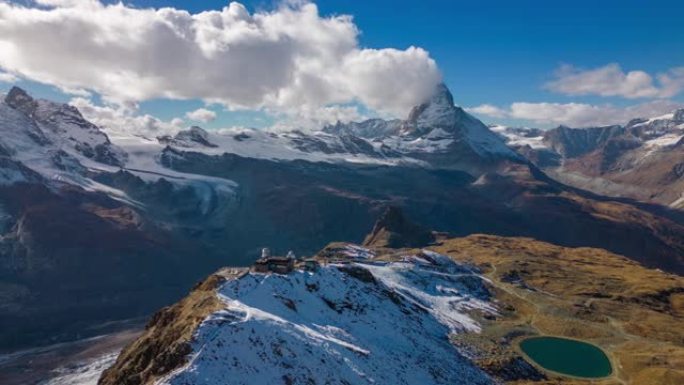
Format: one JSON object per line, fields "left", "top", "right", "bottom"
{"left": 159, "top": 251, "right": 495, "bottom": 385}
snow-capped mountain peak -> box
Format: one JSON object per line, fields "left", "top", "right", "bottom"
{"left": 0, "top": 85, "right": 521, "bottom": 204}
{"left": 158, "top": 126, "right": 218, "bottom": 148}
{"left": 413, "top": 84, "right": 520, "bottom": 159}
{"left": 322, "top": 84, "right": 520, "bottom": 167}
{"left": 405, "top": 83, "right": 459, "bottom": 131}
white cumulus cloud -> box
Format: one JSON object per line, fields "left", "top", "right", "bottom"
{"left": 0, "top": 1, "right": 441, "bottom": 119}
{"left": 466, "top": 104, "right": 507, "bottom": 118}
{"left": 545, "top": 63, "right": 684, "bottom": 99}
{"left": 186, "top": 107, "right": 217, "bottom": 123}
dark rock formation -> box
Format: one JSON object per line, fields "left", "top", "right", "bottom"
{"left": 363, "top": 206, "right": 435, "bottom": 248}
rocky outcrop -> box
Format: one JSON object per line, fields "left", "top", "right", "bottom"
{"left": 4, "top": 87, "right": 39, "bottom": 117}
{"left": 673, "top": 108, "right": 684, "bottom": 123}
{"left": 98, "top": 272, "right": 234, "bottom": 385}
{"left": 363, "top": 206, "right": 435, "bottom": 248}
{"left": 542, "top": 124, "right": 626, "bottom": 158}
{"left": 158, "top": 126, "right": 218, "bottom": 148}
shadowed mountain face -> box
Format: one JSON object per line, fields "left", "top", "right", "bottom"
{"left": 1, "top": 86, "right": 684, "bottom": 353}
{"left": 0, "top": 183, "right": 215, "bottom": 350}
{"left": 363, "top": 206, "right": 435, "bottom": 248}
{"left": 151, "top": 150, "right": 684, "bottom": 273}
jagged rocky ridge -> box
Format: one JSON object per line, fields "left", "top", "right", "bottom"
{"left": 121, "top": 83, "right": 522, "bottom": 174}
{"left": 98, "top": 234, "right": 684, "bottom": 385}
{"left": 100, "top": 246, "right": 496, "bottom": 385}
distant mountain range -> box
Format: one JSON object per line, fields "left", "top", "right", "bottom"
{"left": 493, "top": 110, "right": 684, "bottom": 208}
{"left": 1, "top": 84, "right": 683, "bottom": 353}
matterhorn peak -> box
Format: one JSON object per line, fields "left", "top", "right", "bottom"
{"left": 405, "top": 83, "right": 459, "bottom": 132}
{"left": 186, "top": 125, "right": 210, "bottom": 138}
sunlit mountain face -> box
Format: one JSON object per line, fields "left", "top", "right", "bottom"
{"left": 0, "top": 1, "right": 682, "bottom": 385}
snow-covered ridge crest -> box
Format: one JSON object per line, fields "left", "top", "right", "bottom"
{"left": 324, "top": 83, "right": 520, "bottom": 160}
{"left": 0, "top": 87, "right": 238, "bottom": 207}
{"left": 1, "top": 85, "right": 521, "bottom": 187}
{"left": 494, "top": 107, "right": 684, "bottom": 154}
{"left": 113, "top": 83, "right": 518, "bottom": 171}
{"left": 158, "top": 249, "right": 495, "bottom": 385}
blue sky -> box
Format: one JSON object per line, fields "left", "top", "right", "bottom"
{"left": 1, "top": 0, "right": 683, "bottom": 129}
{"left": 210, "top": 0, "right": 684, "bottom": 106}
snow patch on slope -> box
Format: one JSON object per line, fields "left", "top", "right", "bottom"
{"left": 158, "top": 253, "right": 494, "bottom": 385}
{"left": 42, "top": 352, "right": 119, "bottom": 385}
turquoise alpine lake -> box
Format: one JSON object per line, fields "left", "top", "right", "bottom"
{"left": 519, "top": 336, "right": 612, "bottom": 378}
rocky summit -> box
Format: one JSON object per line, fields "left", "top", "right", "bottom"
{"left": 362, "top": 205, "right": 435, "bottom": 248}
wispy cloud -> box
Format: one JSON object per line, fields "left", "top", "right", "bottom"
{"left": 466, "top": 104, "right": 507, "bottom": 119}
{"left": 186, "top": 108, "right": 217, "bottom": 123}
{"left": 468, "top": 100, "right": 683, "bottom": 127}
{"left": 545, "top": 63, "right": 684, "bottom": 99}
{"left": 0, "top": 70, "right": 18, "bottom": 83}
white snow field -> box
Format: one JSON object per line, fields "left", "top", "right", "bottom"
{"left": 158, "top": 251, "right": 496, "bottom": 385}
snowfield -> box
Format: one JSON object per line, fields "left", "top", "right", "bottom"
{"left": 43, "top": 353, "right": 119, "bottom": 385}
{"left": 158, "top": 251, "right": 495, "bottom": 385}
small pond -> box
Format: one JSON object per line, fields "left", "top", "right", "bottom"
{"left": 520, "top": 336, "right": 612, "bottom": 378}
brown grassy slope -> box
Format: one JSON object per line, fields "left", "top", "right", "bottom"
{"left": 432, "top": 235, "right": 684, "bottom": 385}
{"left": 98, "top": 269, "right": 246, "bottom": 385}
